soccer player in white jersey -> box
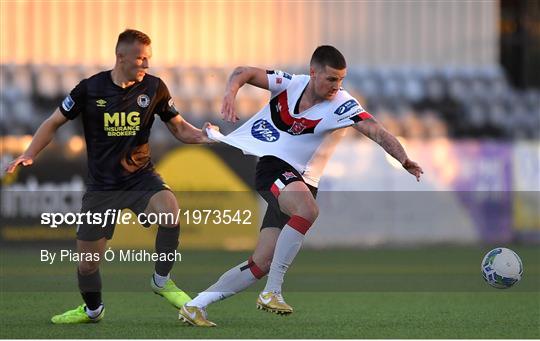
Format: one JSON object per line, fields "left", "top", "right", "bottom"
{"left": 179, "top": 46, "right": 423, "bottom": 327}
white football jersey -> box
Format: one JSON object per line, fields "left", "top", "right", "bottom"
{"left": 210, "top": 70, "right": 372, "bottom": 187}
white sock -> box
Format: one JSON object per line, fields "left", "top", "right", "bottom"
{"left": 153, "top": 272, "right": 170, "bottom": 288}
{"left": 85, "top": 304, "right": 103, "bottom": 318}
{"left": 264, "top": 216, "right": 311, "bottom": 293}
{"left": 187, "top": 259, "right": 263, "bottom": 308}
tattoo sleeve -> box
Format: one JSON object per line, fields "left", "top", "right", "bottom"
{"left": 228, "top": 67, "right": 246, "bottom": 84}
{"left": 357, "top": 119, "right": 408, "bottom": 164}
{"left": 375, "top": 129, "right": 408, "bottom": 164}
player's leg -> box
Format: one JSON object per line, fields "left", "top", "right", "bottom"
{"left": 77, "top": 238, "right": 107, "bottom": 316}
{"left": 187, "top": 227, "right": 279, "bottom": 307}
{"left": 51, "top": 238, "right": 108, "bottom": 324}
{"left": 258, "top": 181, "right": 318, "bottom": 314}
{"left": 144, "top": 189, "right": 190, "bottom": 308}
{"left": 180, "top": 227, "right": 280, "bottom": 327}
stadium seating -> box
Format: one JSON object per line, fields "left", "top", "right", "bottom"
{"left": 1, "top": 64, "right": 538, "bottom": 139}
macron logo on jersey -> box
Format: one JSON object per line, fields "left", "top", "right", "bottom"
{"left": 334, "top": 99, "right": 359, "bottom": 116}
{"left": 62, "top": 95, "right": 75, "bottom": 112}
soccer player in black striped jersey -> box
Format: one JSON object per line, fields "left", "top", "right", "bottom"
{"left": 6, "top": 29, "right": 218, "bottom": 324}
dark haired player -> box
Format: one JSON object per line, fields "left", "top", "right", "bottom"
{"left": 179, "top": 45, "right": 423, "bottom": 327}
{"left": 6, "top": 29, "right": 218, "bottom": 324}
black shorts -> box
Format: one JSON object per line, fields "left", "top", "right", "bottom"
{"left": 255, "top": 156, "right": 317, "bottom": 230}
{"left": 77, "top": 172, "right": 171, "bottom": 241}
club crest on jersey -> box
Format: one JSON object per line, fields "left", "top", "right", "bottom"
{"left": 282, "top": 171, "right": 297, "bottom": 180}
{"left": 334, "top": 99, "right": 359, "bottom": 116}
{"left": 288, "top": 121, "right": 307, "bottom": 135}
{"left": 251, "top": 119, "right": 280, "bottom": 142}
{"left": 270, "top": 91, "right": 322, "bottom": 135}
{"left": 137, "top": 94, "right": 150, "bottom": 108}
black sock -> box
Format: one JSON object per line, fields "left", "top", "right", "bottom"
{"left": 78, "top": 269, "right": 102, "bottom": 311}
{"left": 154, "top": 225, "right": 180, "bottom": 276}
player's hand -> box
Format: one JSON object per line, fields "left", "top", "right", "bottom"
{"left": 6, "top": 154, "right": 34, "bottom": 173}
{"left": 202, "top": 122, "right": 219, "bottom": 143}
{"left": 221, "top": 92, "right": 240, "bottom": 123}
{"left": 402, "top": 158, "right": 423, "bottom": 182}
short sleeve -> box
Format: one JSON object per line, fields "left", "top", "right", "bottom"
{"left": 333, "top": 97, "right": 373, "bottom": 129}
{"left": 59, "top": 79, "right": 87, "bottom": 120}
{"left": 155, "top": 79, "right": 180, "bottom": 122}
{"left": 266, "top": 70, "right": 293, "bottom": 98}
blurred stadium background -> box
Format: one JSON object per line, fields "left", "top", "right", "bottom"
{"left": 1, "top": 0, "right": 538, "bottom": 249}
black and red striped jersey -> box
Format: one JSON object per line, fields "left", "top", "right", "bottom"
{"left": 210, "top": 70, "right": 372, "bottom": 187}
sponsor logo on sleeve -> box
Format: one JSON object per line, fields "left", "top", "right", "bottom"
{"left": 275, "top": 70, "right": 292, "bottom": 83}
{"left": 337, "top": 108, "right": 364, "bottom": 122}
{"left": 62, "top": 95, "right": 75, "bottom": 111}
{"left": 251, "top": 119, "right": 280, "bottom": 142}
{"left": 334, "top": 99, "right": 359, "bottom": 116}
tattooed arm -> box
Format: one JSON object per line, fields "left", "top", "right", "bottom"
{"left": 221, "top": 66, "right": 269, "bottom": 122}
{"left": 353, "top": 117, "right": 423, "bottom": 181}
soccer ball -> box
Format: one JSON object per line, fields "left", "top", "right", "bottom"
{"left": 481, "top": 247, "right": 523, "bottom": 289}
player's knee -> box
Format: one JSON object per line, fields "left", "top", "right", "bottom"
{"left": 257, "top": 255, "right": 273, "bottom": 274}
{"left": 78, "top": 261, "right": 100, "bottom": 276}
{"left": 148, "top": 191, "right": 178, "bottom": 212}
{"left": 248, "top": 256, "right": 270, "bottom": 279}
{"left": 157, "top": 197, "right": 178, "bottom": 215}
{"left": 295, "top": 203, "right": 319, "bottom": 223}
{"left": 309, "top": 204, "right": 319, "bottom": 221}
{"left": 251, "top": 249, "right": 274, "bottom": 274}
{"left": 148, "top": 193, "right": 179, "bottom": 227}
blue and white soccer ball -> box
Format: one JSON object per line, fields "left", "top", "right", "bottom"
{"left": 481, "top": 247, "right": 523, "bottom": 289}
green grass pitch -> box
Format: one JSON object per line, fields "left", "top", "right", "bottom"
{"left": 1, "top": 246, "right": 539, "bottom": 338}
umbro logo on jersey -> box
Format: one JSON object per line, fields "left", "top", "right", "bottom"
{"left": 137, "top": 94, "right": 150, "bottom": 108}
{"left": 96, "top": 99, "right": 107, "bottom": 107}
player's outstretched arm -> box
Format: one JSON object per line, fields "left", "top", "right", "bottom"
{"left": 354, "top": 117, "right": 423, "bottom": 181}
{"left": 6, "top": 108, "right": 68, "bottom": 173}
{"left": 165, "top": 115, "right": 219, "bottom": 144}
{"left": 221, "top": 66, "right": 269, "bottom": 123}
